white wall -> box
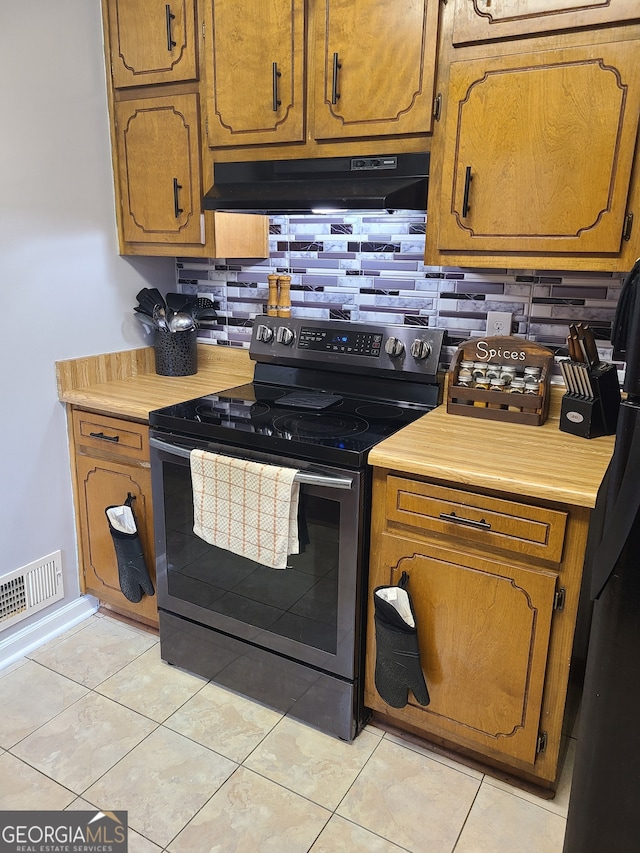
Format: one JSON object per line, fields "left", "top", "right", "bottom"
{"left": 0, "top": 2, "right": 175, "bottom": 652}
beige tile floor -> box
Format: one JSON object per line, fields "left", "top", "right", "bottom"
{"left": 0, "top": 612, "right": 576, "bottom": 852}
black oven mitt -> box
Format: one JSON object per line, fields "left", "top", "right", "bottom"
{"left": 105, "top": 495, "right": 155, "bottom": 603}
{"left": 373, "top": 572, "right": 430, "bottom": 709}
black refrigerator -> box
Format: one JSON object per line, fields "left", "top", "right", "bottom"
{"left": 564, "top": 260, "right": 640, "bottom": 853}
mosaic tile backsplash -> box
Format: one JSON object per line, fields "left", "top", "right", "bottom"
{"left": 177, "top": 211, "right": 625, "bottom": 373}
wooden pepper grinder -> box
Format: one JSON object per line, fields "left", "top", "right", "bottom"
{"left": 277, "top": 275, "right": 291, "bottom": 318}
{"left": 267, "top": 274, "right": 279, "bottom": 316}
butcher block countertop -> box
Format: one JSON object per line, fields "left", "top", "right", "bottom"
{"left": 56, "top": 344, "right": 255, "bottom": 421}
{"left": 369, "top": 388, "right": 615, "bottom": 508}
{"left": 57, "top": 346, "right": 615, "bottom": 508}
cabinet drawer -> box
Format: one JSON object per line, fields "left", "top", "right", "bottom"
{"left": 386, "top": 476, "right": 567, "bottom": 563}
{"left": 73, "top": 411, "right": 149, "bottom": 462}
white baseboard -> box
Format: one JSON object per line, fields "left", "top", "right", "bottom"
{"left": 0, "top": 595, "right": 99, "bottom": 671}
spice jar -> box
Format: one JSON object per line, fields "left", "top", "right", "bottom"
{"left": 489, "top": 376, "right": 507, "bottom": 409}
{"left": 472, "top": 362, "right": 489, "bottom": 380}
{"left": 524, "top": 366, "right": 541, "bottom": 381}
{"left": 507, "top": 377, "right": 526, "bottom": 393}
{"left": 456, "top": 368, "right": 474, "bottom": 387}
{"left": 473, "top": 374, "right": 490, "bottom": 407}
{"left": 500, "top": 366, "right": 517, "bottom": 385}
{"left": 486, "top": 365, "right": 502, "bottom": 380}
{"left": 524, "top": 379, "right": 541, "bottom": 395}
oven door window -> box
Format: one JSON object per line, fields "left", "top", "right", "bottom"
{"left": 161, "top": 459, "right": 352, "bottom": 660}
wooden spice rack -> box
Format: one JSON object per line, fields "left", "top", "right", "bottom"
{"left": 447, "top": 336, "right": 554, "bottom": 426}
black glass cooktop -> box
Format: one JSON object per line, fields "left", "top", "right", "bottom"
{"left": 149, "top": 380, "right": 434, "bottom": 467}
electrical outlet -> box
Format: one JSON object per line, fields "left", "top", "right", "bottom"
{"left": 486, "top": 311, "right": 513, "bottom": 337}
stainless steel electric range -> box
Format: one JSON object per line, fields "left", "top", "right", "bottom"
{"left": 149, "top": 317, "right": 444, "bottom": 740}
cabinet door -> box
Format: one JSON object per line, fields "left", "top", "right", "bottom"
{"left": 453, "top": 0, "right": 640, "bottom": 46}
{"left": 311, "top": 0, "right": 440, "bottom": 140}
{"left": 76, "top": 455, "right": 157, "bottom": 624}
{"left": 436, "top": 40, "right": 640, "bottom": 255}
{"left": 107, "top": 0, "right": 197, "bottom": 88}
{"left": 368, "top": 534, "right": 558, "bottom": 765}
{"left": 114, "top": 94, "right": 205, "bottom": 245}
{"left": 204, "top": 0, "right": 305, "bottom": 147}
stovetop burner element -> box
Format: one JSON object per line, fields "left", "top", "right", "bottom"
{"left": 355, "top": 403, "right": 405, "bottom": 419}
{"left": 272, "top": 412, "right": 369, "bottom": 440}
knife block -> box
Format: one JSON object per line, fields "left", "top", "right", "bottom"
{"left": 559, "top": 363, "right": 620, "bottom": 439}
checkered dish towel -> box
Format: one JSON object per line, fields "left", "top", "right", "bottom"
{"left": 190, "top": 449, "right": 300, "bottom": 570}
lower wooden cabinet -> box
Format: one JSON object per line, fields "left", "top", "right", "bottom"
{"left": 365, "top": 468, "right": 591, "bottom": 788}
{"left": 70, "top": 409, "right": 158, "bottom": 626}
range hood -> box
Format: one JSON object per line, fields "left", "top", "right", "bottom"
{"left": 203, "top": 153, "right": 429, "bottom": 214}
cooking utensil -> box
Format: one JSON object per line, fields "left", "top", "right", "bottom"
{"left": 194, "top": 307, "right": 218, "bottom": 322}
{"left": 137, "top": 287, "right": 166, "bottom": 315}
{"left": 579, "top": 323, "right": 601, "bottom": 368}
{"left": 166, "top": 292, "right": 192, "bottom": 314}
{"left": 168, "top": 312, "right": 196, "bottom": 332}
{"left": 569, "top": 323, "right": 589, "bottom": 364}
{"left": 195, "top": 297, "right": 218, "bottom": 308}
{"left": 567, "top": 332, "right": 580, "bottom": 363}
{"left": 134, "top": 305, "right": 154, "bottom": 318}
{"left": 574, "top": 364, "right": 594, "bottom": 399}
{"left": 153, "top": 304, "right": 169, "bottom": 332}
{"left": 559, "top": 359, "right": 576, "bottom": 394}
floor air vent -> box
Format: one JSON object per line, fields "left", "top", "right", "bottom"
{"left": 0, "top": 551, "right": 64, "bottom": 631}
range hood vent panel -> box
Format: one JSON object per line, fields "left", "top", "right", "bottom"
{"left": 203, "top": 153, "right": 429, "bottom": 214}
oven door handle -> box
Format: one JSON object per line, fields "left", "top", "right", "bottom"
{"left": 150, "top": 437, "right": 354, "bottom": 490}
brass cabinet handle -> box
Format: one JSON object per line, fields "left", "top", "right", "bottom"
{"left": 439, "top": 511, "right": 491, "bottom": 531}
{"left": 89, "top": 431, "right": 120, "bottom": 443}
{"left": 331, "top": 52, "right": 341, "bottom": 104}
{"left": 165, "top": 4, "right": 176, "bottom": 51}
{"left": 272, "top": 62, "right": 281, "bottom": 112}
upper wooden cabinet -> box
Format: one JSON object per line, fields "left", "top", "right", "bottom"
{"left": 106, "top": 0, "right": 198, "bottom": 88}
{"left": 452, "top": 0, "right": 640, "bottom": 46}
{"left": 203, "top": 0, "right": 440, "bottom": 149}
{"left": 310, "top": 0, "right": 440, "bottom": 141}
{"left": 101, "top": 1, "right": 269, "bottom": 258}
{"left": 113, "top": 93, "right": 268, "bottom": 256}
{"left": 431, "top": 39, "right": 640, "bottom": 260}
{"left": 115, "top": 94, "right": 205, "bottom": 246}
{"left": 203, "top": 0, "right": 305, "bottom": 147}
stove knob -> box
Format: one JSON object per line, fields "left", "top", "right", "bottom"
{"left": 384, "top": 336, "right": 405, "bottom": 358}
{"left": 276, "top": 326, "right": 295, "bottom": 346}
{"left": 255, "top": 324, "right": 274, "bottom": 343}
{"left": 410, "top": 338, "right": 432, "bottom": 360}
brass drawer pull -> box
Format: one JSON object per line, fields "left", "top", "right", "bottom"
{"left": 88, "top": 431, "right": 120, "bottom": 443}
{"left": 439, "top": 511, "right": 491, "bottom": 531}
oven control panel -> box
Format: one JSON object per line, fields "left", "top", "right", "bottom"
{"left": 298, "top": 327, "right": 383, "bottom": 357}
{"left": 250, "top": 316, "right": 444, "bottom": 379}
